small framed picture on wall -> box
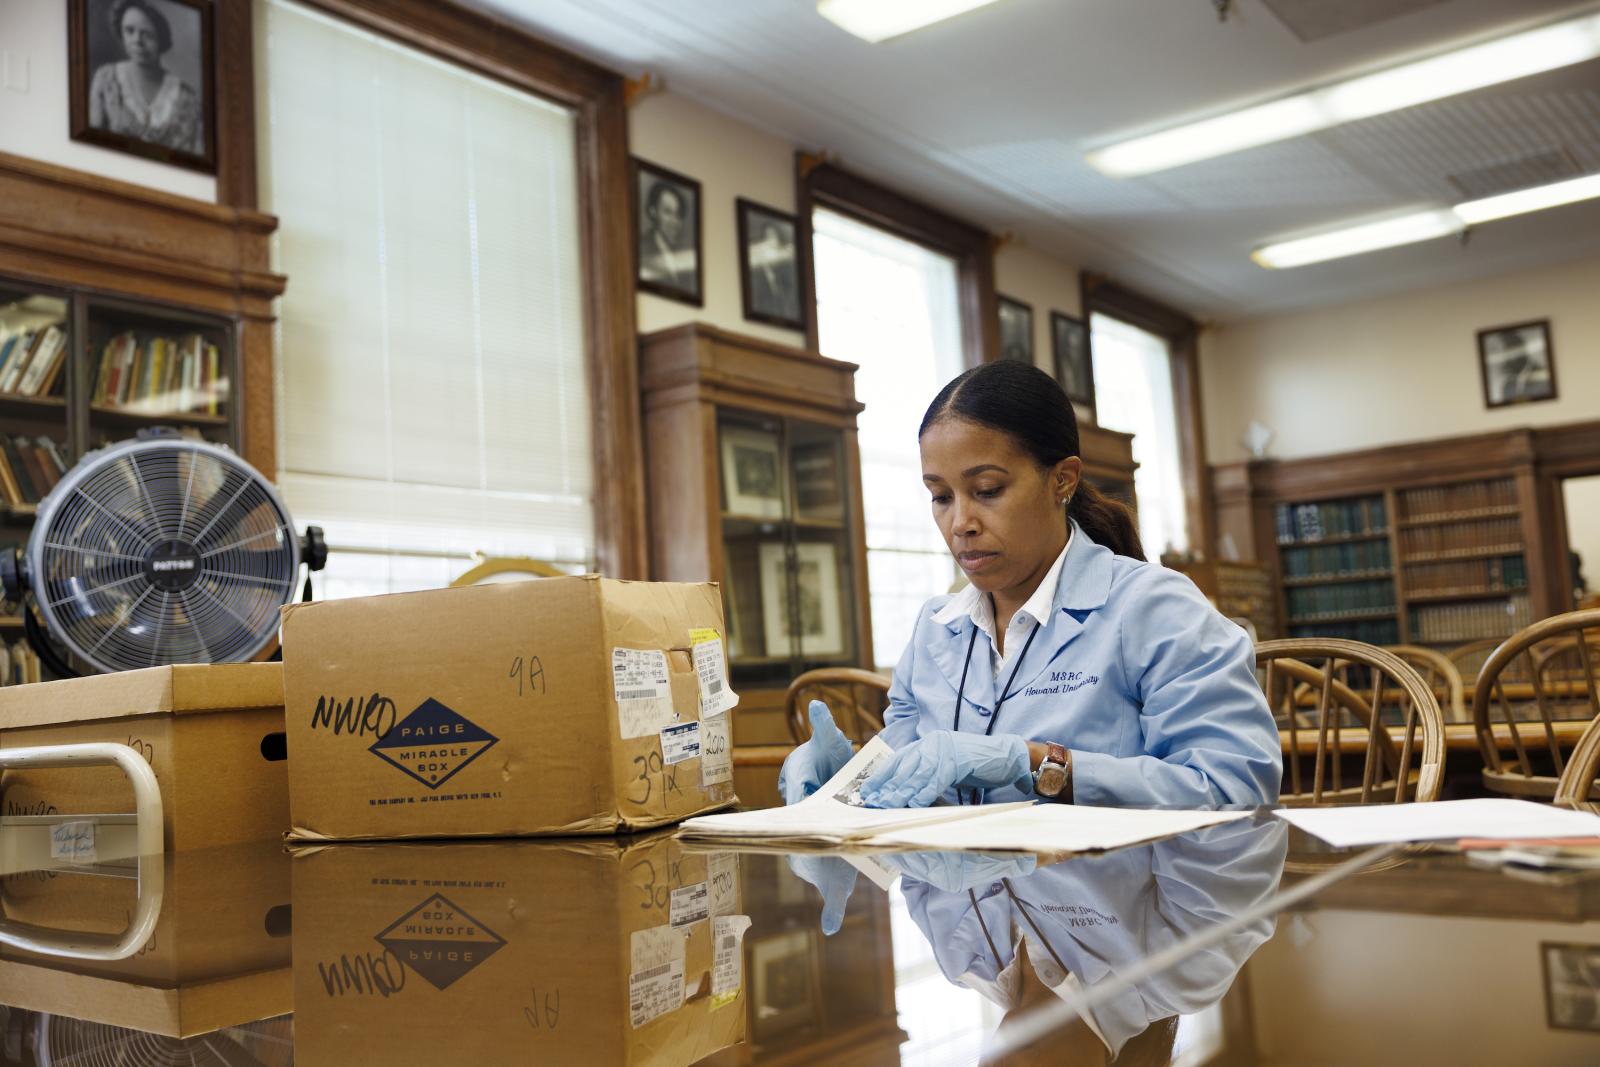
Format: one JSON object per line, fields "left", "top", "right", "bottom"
{"left": 1542, "top": 942, "right": 1600, "bottom": 1032}
{"left": 68, "top": 0, "right": 217, "bottom": 172}
{"left": 633, "top": 158, "right": 704, "bottom": 306}
{"left": 998, "top": 295, "right": 1033, "bottom": 364}
{"left": 737, "top": 198, "right": 804, "bottom": 330}
{"left": 1051, "top": 311, "right": 1094, "bottom": 413}
{"left": 1478, "top": 319, "right": 1557, "bottom": 409}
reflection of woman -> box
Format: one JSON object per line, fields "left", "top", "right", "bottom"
{"left": 89, "top": 0, "right": 202, "bottom": 155}
{"left": 900, "top": 819, "right": 1288, "bottom": 1064}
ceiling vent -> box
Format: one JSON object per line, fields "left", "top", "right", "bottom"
{"left": 1259, "top": 0, "right": 1448, "bottom": 43}
{"left": 1446, "top": 146, "right": 1581, "bottom": 200}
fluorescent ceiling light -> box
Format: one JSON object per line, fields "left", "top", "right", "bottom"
{"left": 1253, "top": 171, "right": 1600, "bottom": 268}
{"left": 817, "top": 0, "right": 1005, "bottom": 43}
{"left": 1252, "top": 210, "right": 1461, "bottom": 269}
{"left": 1454, "top": 173, "right": 1600, "bottom": 224}
{"left": 1090, "top": 11, "right": 1600, "bottom": 177}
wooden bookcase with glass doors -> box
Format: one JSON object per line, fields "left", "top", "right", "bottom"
{"left": 640, "top": 324, "right": 873, "bottom": 760}
{"left": 0, "top": 275, "right": 244, "bottom": 678}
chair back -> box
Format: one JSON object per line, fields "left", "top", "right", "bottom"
{"left": 784, "top": 668, "right": 891, "bottom": 745}
{"left": 1554, "top": 714, "right": 1600, "bottom": 813}
{"left": 1472, "top": 609, "right": 1600, "bottom": 800}
{"left": 449, "top": 555, "right": 566, "bottom": 586}
{"left": 1385, "top": 645, "right": 1467, "bottom": 723}
{"left": 1257, "top": 638, "right": 1446, "bottom": 805}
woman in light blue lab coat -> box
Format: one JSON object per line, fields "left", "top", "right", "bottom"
{"left": 780, "top": 360, "right": 1281, "bottom": 811}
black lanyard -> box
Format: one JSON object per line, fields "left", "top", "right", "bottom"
{"left": 952, "top": 615, "right": 1042, "bottom": 805}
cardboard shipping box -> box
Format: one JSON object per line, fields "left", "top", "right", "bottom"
{"left": 0, "top": 663, "right": 288, "bottom": 850}
{"left": 280, "top": 576, "right": 738, "bottom": 841}
{"left": 291, "top": 832, "right": 749, "bottom": 1067}
{"left": 0, "top": 839, "right": 292, "bottom": 1038}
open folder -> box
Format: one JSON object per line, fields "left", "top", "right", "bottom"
{"left": 677, "top": 737, "right": 1249, "bottom": 857}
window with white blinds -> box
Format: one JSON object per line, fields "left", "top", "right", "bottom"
{"left": 258, "top": 0, "right": 592, "bottom": 599}
{"left": 812, "top": 208, "right": 965, "bottom": 669}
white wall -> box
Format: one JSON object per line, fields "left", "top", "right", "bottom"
{"left": 1201, "top": 254, "right": 1600, "bottom": 465}
{"left": 994, "top": 240, "right": 1083, "bottom": 377}
{"left": 0, "top": 0, "right": 215, "bottom": 200}
{"left": 1565, "top": 476, "right": 1600, "bottom": 596}
{"left": 629, "top": 91, "right": 1086, "bottom": 363}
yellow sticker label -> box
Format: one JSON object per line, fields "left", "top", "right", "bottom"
{"left": 689, "top": 627, "right": 721, "bottom": 646}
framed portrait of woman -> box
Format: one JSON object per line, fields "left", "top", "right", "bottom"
{"left": 68, "top": 0, "right": 217, "bottom": 173}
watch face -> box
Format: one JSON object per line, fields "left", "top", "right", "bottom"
{"left": 1036, "top": 764, "right": 1068, "bottom": 797}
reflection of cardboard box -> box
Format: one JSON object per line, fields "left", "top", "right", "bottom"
{"left": 292, "top": 833, "right": 748, "bottom": 1066}
{"left": 0, "top": 664, "right": 287, "bottom": 850}
{"left": 0, "top": 840, "right": 291, "bottom": 1037}
{"left": 280, "top": 577, "right": 738, "bottom": 841}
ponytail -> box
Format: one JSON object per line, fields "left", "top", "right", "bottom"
{"left": 1069, "top": 479, "right": 1144, "bottom": 561}
{"left": 921, "top": 361, "right": 1145, "bottom": 561}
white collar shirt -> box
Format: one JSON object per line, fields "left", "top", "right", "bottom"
{"left": 933, "top": 531, "right": 1072, "bottom": 679}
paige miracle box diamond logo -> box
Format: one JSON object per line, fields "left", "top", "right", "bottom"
{"left": 368, "top": 698, "right": 498, "bottom": 789}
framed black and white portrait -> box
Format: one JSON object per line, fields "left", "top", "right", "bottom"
{"left": 633, "top": 158, "right": 703, "bottom": 307}
{"left": 720, "top": 425, "right": 784, "bottom": 520}
{"left": 1479, "top": 319, "right": 1557, "bottom": 409}
{"left": 1051, "top": 311, "right": 1095, "bottom": 413}
{"left": 69, "top": 0, "right": 215, "bottom": 172}
{"left": 1543, "top": 942, "right": 1600, "bottom": 1032}
{"left": 737, "top": 198, "right": 804, "bottom": 330}
{"left": 998, "top": 295, "right": 1034, "bottom": 363}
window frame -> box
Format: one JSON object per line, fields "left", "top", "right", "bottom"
{"left": 1082, "top": 273, "right": 1214, "bottom": 559}
{"left": 270, "top": 0, "right": 646, "bottom": 577}
{"left": 796, "top": 153, "right": 998, "bottom": 368}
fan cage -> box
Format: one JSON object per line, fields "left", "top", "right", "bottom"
{"left": 27, "top": 437, "right": 301, "bottom": 674}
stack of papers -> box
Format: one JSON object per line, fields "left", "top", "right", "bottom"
{"left": 1273, "top": 798, "right": 1600, "bottom": 848}
{"left": 678, "top": 737, "right": 1249, "bottom": 857}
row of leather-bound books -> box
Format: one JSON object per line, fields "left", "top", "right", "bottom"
{"left": 0, "top": 434, "right": 67, "bottom": 507}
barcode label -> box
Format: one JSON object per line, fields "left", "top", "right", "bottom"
{"left": 613, "top": 647, "right": 675, "bottom": 738}
{"left": 692, "top": 635, "right": 738, "bottom": 718}
{"left": 618, "top": 688, "right": 659, "bottom": 701}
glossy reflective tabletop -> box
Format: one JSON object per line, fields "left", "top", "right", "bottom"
{"left": 0, "top": 811, "right": 1596, "bottom": 1065}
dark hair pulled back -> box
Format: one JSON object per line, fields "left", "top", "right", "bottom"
{"left": 919, "top": 360, "right": 1144, "bottom": 561}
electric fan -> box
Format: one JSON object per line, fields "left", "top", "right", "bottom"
{"left": 0, "top": 430, "right": 326, "bottom": 675}
{"left": 35, "top": 1013, "right": 295, "bottom": 1067}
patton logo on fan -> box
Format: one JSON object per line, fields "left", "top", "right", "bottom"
{"left": 374, "top": 892, "right": 506, "bottom": 990}
{"left": 368, "top": 698, "right": 498, "bottom": 789}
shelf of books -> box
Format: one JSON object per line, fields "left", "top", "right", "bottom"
{"left": 0, "top": 277, "right": 241, "bottom": 676}
{"left": 1395, "top": 477, "right": 1530, "bottom": 646}
{"left": 1275, "top": 494, "right": 1399, "bottom": 644}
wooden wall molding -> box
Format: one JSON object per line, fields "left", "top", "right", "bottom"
{"left": 796, "top": 155, "right": 999, "bottom": 367}
{"left": 294, "top": 0, "right": 646, "bottom": 579}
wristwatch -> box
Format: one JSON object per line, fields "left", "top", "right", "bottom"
{"left": 1033, "top": 742, "right": 1072, "bottom": 801}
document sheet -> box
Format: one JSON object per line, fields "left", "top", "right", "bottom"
{"left": 1273, "top": 798, "right": 1600, "bottom": 848}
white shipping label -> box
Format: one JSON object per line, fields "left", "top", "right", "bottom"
{"left": 660, "top": 721, "right": 701, "bottom": 765}
{"left": 692, "top": 636, "right": 739, "bottom": 717}
{"left": 700, "top": 713, "right": 732, "bottom": 787}
{"left": 629, "top": 957, "right": 685, "bottom": 1028}
{"left": 49, "top": 821, "right": 96, "bottom": 864}
{"left": 670, "top": 881, "right": 709, "bottom": 927}
{"left": 613, "top": 648, "right": 676, "bottom": 738}
{"left": 630, "top": 923, "right": 685, "bottom": 972}
{"left": 711, "top": 915, "right": 753, "bottom": 1006}
{"left": 707, "top": 853, "right": 738, "bottom": 918}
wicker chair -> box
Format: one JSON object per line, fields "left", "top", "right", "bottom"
{"left": 784, "top": 667, "right": 892, "bottom": 745}
{"left": 1473, "top": 609, "right": 1600, "bottom": 801}
{"left": 1258, "top": 639, "right": 1446, "bottom": 805}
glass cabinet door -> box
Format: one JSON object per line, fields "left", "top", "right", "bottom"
{"left": 718, "top": 411, "right": 859, "bottom": 688}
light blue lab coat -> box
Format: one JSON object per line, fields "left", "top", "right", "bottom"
{"left": 878, "top": 522, "right": 1282, "bottom": 807}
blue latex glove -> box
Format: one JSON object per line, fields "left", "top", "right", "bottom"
{"left": 786, "top": 854, "right": 859, "bottom": 935}
{"left": 859, "top": 730, "right": 1031, "bottom": 808}
{"left": 881, "top": 850, "right": 1038, "bottom": 893}
{"left": 777, "top": 701, "right": 855, "bottom": 806}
